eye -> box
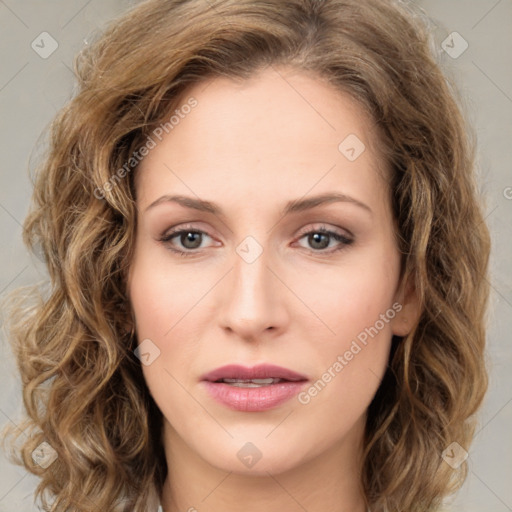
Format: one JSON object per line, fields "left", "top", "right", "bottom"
{"left": 159, "top": 223, "right": 354, "bottom": 257}
{"left": 159, "top": 225, "right": 214, "bottom": 257}
{"left": 295, "top": 225, "right": 354, "bottom": 254}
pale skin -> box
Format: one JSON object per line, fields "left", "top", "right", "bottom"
{"left": 127, "top": 66, "right": 420, "bottom": 512}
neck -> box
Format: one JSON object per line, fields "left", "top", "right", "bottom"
{"left": 160, "top": 417, "right": 367, "bottom": 512}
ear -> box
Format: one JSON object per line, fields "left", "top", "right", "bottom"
{"left": 390, "top": 273, "right": 422, "bottom": 337}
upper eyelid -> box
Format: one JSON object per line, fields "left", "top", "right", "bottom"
{"left": 161, "top": 222, "right": 349, "bottom": 235}
{"left": 160, "top": 223, "right": 352, "bottom": 244}
{"left": 295, "top": 223, "right": 352, "bottom": 239}
{"left": 160, "top": 224, "right": 212, "bottom": 239}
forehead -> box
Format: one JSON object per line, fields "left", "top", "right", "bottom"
{"left": 135, "top": 66, "right": 389, "bottom": 209}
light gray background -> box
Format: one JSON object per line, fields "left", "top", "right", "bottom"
{"left": 0, "top": 1, "right": 510, "bottom": 510}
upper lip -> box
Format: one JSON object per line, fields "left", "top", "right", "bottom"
{"left": 201, "top": 364, "right": 308, "bottom": 382}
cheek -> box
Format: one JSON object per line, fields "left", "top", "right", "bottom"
{"left": 127, "top": 248, "right": 218, "bottom": 394}
{"left": 128, "top": 256, "right": 204, "bottom": 421}
{"left": 294, "top": 247, "right": 398, "bottom": 390}
{"left": 128, "top": 249, "right": 207, "bottom": 339}
{"left": 294, "top": 249, "right": 399, "bottom": 339}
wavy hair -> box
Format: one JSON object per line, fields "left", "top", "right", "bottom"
{"left": 1, "top": 0, "right": 491, "bottom": 511}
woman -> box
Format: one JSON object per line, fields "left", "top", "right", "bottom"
{"left": 1, "top": 0, "right": 491, "bottom": 511}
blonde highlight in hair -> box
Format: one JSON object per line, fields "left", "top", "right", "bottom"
{"left": 1, "top": 0, "right": 490, "bottom": 511}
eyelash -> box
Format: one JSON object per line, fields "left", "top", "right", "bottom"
{"left": 159, "top": 224, "right": 354, "bottom": 258}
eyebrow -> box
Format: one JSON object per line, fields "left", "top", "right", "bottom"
{"left": 144, "top": 192, "right": 372, "bottom": 216}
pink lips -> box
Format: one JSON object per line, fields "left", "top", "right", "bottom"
{"left": 200, "top": 364, "right": 308, "bottom": 412}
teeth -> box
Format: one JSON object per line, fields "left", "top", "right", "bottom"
{"left": 250, "top": 378, "right": 276, "bottom": 384}
{"left": 220, "top": 378, "right": 281, "bottom": 387}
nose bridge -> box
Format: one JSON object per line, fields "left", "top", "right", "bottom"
{"left": 217, "top": 234, "right": 286, "bottom": 338}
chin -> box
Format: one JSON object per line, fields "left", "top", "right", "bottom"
{"left": 196, "top": 433, "right": 314, "bottom": 476}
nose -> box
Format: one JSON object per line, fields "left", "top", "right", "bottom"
{"left": 217, "top": 240, "right": 289, "bottom": 342}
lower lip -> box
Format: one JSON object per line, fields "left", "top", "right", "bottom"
{"left": 202, "top": 381, "right": 308, "bottom": 412}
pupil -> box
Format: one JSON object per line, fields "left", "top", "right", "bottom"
{"left": 182, "top": 232, "right": 201, "bottom": 249}
{"left": 310, "top": 232, "right": 328, "bottom": 249}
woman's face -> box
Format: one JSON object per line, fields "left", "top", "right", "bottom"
{"left": 127, "top": 66, "right": 416, "bottom": 476}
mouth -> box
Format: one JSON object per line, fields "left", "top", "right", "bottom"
{"left": 200, "top": 364, "right": 309, "bottom": 411}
